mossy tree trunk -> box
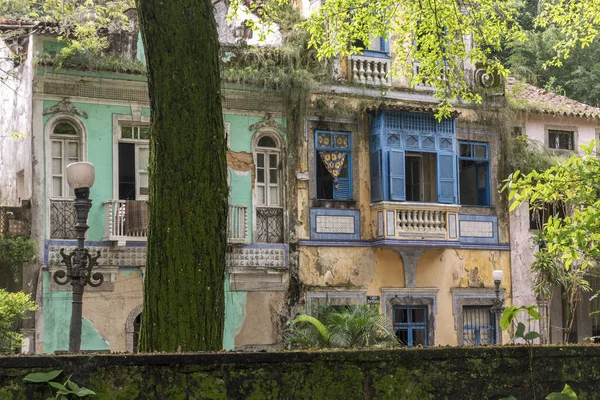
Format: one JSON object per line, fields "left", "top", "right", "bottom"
{"left": 136, "top": 0, "right": 227, "bottom": 352}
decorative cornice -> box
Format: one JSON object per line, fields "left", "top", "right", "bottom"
{"left": 42, "top": 98, "right": 88, "bottom": 119}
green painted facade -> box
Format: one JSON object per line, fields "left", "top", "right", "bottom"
{"left": 41, "top": 273, "right": 110, "bottom": 353}
{"left": 40, "top": 68, "right": 287, "bottom": 352}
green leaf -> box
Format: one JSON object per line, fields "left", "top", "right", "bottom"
{"left": 24, "top": 370, "right": 63, "bottom": 383}
{"left": 48, "top": 381, "right": 69, "bottom": 392}
{"left": 523, "top": 331, "right": 542, "bottom": 341}
{"left": 500, "top": 306, "right": 518, "bottom": 330}
{"left": 500, "top": 396, "right": 518, "bottom": 400}
{"left": 546, "top": 383, "right": 577, "bottom": 399}
{"left": 75, "top": 388, "right": 97, "bottom": 397}
{"left": 66, "top": 379, "right": 80, "bottom": 392}
{"left": 514, "top": 322, "right": 526, "bottom": 339}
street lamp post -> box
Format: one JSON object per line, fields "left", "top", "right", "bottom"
{"left": 53, "top": 162, "right": 104, "bottom": 353}
{"left": 491, "top": 269, "right": 505, "bottom": 343}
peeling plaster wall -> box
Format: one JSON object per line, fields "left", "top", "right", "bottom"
{"left": 417, "top": 249, "right": 512, "bottom": 345}
{"left": 41, "top": 269, "right": 143, "bottom": 353}
{"left": 0, "top": 36, "right": 34, "bottom": 206}
{"left": 234, "top": 292, "right": 287, "bottom": 348}
{"left": 224, "top": 275, "right": 247, "bottom": 351}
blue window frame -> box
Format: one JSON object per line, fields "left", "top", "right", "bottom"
{"left": 393, "top": 305, "right": 428, "bottom": 346}
{"left": 363, "top": 36, "right": 390, "bottom": 58}
{"left": 315, "top": 130, "right": 352, "bottom": 200}
{"left": 458, "top": 141, "right": 490, "bottom": 206}
{"left": 463, "top": 306, "right": 496, "bottom": 346}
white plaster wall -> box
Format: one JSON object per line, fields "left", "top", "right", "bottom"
{"left": 0, "top": 35, "right": 34, "bottom": 206}
{"left": 510, "top": 112, "right": 600, "bottom": 342}
{"left": 524, "top": 114, "right": 598, "bottom": 151}
{"left": 510, "top": 202, "right": 538, "bottom": 308}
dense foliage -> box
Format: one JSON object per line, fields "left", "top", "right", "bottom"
{"left": 0, "top": 289, "right": 36, "bottom": 353}
{"left": 286, "top": 305, "right": 397, "bottom": 348}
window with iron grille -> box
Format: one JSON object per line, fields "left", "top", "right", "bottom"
{"left": 548, "top": 129, "right": 574, "bottom": 150}
{"left": 315, "top": 130, "right": 352, "bottom": 200}
{"left": 463, "top": 306, "right": 496, "bottom": 346}
{"left": 393, "top": 305, "right": 428, "bottom": 346}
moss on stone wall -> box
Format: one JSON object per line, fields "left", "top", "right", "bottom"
{"left": 1, "top": 347, "right": 600, "bottom": 399}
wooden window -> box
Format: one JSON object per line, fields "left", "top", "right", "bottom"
{"left": 50, "top": 121, "right": 81, "bottom": 199}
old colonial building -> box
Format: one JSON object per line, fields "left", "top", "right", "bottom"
{"left": 4, "top": 5, "right": 600, "bottom": 353}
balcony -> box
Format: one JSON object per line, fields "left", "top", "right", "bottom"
{"left": 103, "top": 200, "right": 248, "bottom": 245}
{"left": 371, "top": 202, "right": 460, "bottom": 241}
{"left": 348, "top": 55, "right": 391, "bottom": 86}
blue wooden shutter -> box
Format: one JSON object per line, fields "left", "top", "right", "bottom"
{"left": 371, "top": 150, "right": 383, "bottom": 202}
{"left": 388, "top": 149, "right": 406, "bottom": 201}
{"left": 333, "top": 178, "right": 350, "bottom": 199}
{"left": 437, "top": 153, "right": 457, "bottom": 203}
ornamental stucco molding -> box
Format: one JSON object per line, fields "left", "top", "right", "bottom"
{"left": 42, "top": 98, "right": 88, "bottom": 119}
{"left": 249, "top": 112, "right": 287, "bottom": 133}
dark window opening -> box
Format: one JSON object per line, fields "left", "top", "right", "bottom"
{"left": 258, "top": 136, "right": 277, "bottom": 148}
{"left": 459, "top": 142, "right": 490, "bottom": 206}
{"left": 393, "top": 305, "right": 428, "bottom": 346}
{"left": 405, "top": 152, "right": 437, "bottom": 202}
{"left": 118, "top": 142, "right": 135, "bottom": 200}
{"left": 548, "top": 129, "right": 574, "bottom": 150}
{"left": 133, "top": 313, "right": 141, "bottom": 353}
{"left": 529, "top": 201, "right": 565, "bottom": 230}
{"left": 53, "top": 122, "right": 78, "bottom": 135}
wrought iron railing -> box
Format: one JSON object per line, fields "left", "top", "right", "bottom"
{"left": 256, "top": 207, "right": 283, "bottom": 243}
{"left": 50, "top": 200, "right": 77, "bottom": 239}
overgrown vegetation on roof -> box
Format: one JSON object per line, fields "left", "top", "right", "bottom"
{"left": 37, "top": 51, "right": 146, "bottom": 75}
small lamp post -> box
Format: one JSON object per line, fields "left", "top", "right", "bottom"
{"left": 53, "top": 162, "right": 104, "bottom": 353}
{"left": 491, "top": 269, "right": 505, "bottom": 343}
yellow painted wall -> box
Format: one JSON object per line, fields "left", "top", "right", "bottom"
{"left": 301, "top": 246, "right": 512, "bottom": 346}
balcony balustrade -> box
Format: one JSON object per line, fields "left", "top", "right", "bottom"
{"left": 103, "top": 200, "right": 248, "bottom": 244}
{"left": 371, "top": 202, "right": 460, "bottom": 241}
{"left": 348, "top": 55, "right": 391, "bottom": 86}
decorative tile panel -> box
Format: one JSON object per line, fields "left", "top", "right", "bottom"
{"left": 47, "top": 243, "right": 147, "bottom": 268}
{"left": 316, "top": 216, "right": 355, "bottom": 234}
{"left": 458, "top": 215, "right": 499, "bottom": 244}
{"left": 227, "top": 245, "right": 288, "bottom": 269}
{"left": 310, "top": 208, "right": 361, "bottom": 240}
{"left": 377, "top": 211, "right": 384, "bottom": 237}
{"left": 460, "top": 221, "right": 493, "bottom": 238}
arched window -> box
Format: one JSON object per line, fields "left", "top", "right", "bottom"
{"left": 50, "top": 120, "right": 81, "bottom": 199}
{"left": 254, "top": 132, "right": 283, "bottom": 243}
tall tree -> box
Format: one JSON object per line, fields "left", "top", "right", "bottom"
{"left": 135, "top": 0, "right": 228, "bottom": 351}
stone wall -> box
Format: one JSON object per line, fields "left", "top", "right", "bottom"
{"left": 1, "top": 346, "right": 600, "bottom": 399}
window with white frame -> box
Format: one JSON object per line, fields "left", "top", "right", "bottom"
{"left": 50, "top": 121, "right": 81, "bottom": 199}
{"left": 118, "top": 125, "right": 150, "bottom": 200}
{"left": 255, "top": 135, "right": 281, "bottom": 207}
{"left": 254, "top": 133, "right": 283, "bottom": 243}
